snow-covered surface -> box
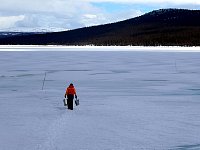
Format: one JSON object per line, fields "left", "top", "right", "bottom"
{"left": 0, "top": 45, "right": 200, "bottom": 52}
{"left": 0, "top": 49, "right": 200, "bottom": 150}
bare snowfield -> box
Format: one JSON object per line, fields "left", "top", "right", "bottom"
{"left": 0, "top": 45, "right": 200, "bottom": 52}
{"left": 0, "top": 47, "right": 200, "bottom": 150}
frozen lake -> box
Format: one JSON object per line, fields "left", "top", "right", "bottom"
{"left": 0, "top": 48, "right": 200, "bottom": 150}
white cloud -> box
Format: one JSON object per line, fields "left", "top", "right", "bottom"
{"left": 0, "top": 15, "right": 24, "bottom": 29}
{"left": 84, "top": 14, "right": 97, "bottom": 19}
{"left": 0, "top": 0, "right": 106, "bottom": 31}
{"left": 0, "top": 1, "right": 83, "bottom": 30}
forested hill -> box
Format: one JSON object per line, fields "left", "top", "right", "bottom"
{"left": 1, "top": 8, "right": 200, "bottom": 46}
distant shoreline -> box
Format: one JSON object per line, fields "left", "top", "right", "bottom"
{"left": 0, "top": 45, "right": 200, "bottom": 52}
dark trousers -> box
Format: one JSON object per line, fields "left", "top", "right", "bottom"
{"left": 67, "top": 94, "right": 74, "bottom": 110}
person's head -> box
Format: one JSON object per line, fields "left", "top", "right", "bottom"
{"left": 69, "top": 83, "right": 73, "bottom": 87}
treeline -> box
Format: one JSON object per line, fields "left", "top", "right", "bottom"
{"left": 0, "top": 9, "right": 200, "bottom": 46}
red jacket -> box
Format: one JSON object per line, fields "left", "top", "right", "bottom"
{"left": 66, "top": 85, "right": 76, "bottom": 95}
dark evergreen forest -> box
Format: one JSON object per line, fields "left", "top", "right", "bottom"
{"left": 1, "top": 9, "right": 200, "bottom": 46}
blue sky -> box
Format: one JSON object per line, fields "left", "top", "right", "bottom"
{"left": 92, "top": 2, "right": 154, "bottom": 13}
{"left": 0, "top": 0, "right": 199, "bottom": 32}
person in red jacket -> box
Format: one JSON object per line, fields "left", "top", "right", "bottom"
{"left": 65, "top": 83, "right": 77, "bottom": 110}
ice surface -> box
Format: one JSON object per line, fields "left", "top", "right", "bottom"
{"left": 0, "top": 50, "right": 200, "bottom": 150}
